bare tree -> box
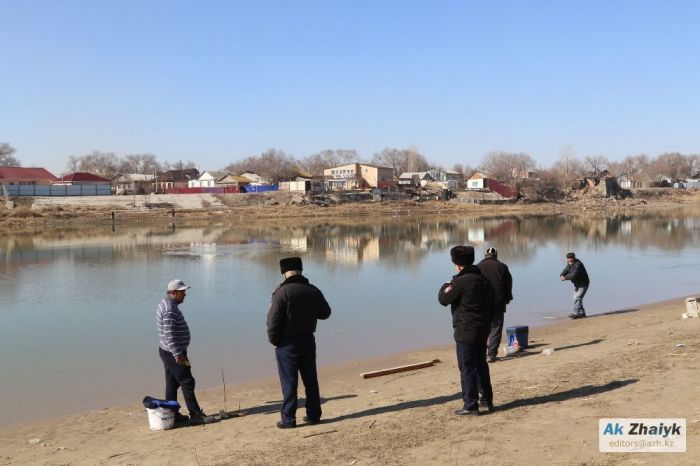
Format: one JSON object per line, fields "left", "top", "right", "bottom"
{"left": 583, "top": 155, "right": 609, "bottom": 177}
{"left": 0, "top": 142, "right": 20, "bottom": 167}
{"left": 119, "top": 153, "right": 162, "bottom": 174}
{"left": 224, "top": 149, "right": 298, "bottom": 182}
{"left": 161, "top": 160, "right": 197, "bottom": 172}
{"left": 549, "top": 147, "right": 585, "bottom": 188}
{"left": 556, "top": 145, "right": 576, "bottom": 187}
{"left": 372, "top": 147, "right": 430, "bottom": 177}
{"left": 66, "top": 151, "right": 120, "bottom": 178}
{"left": 616, "top": 154, "right": 650, "bottom": 180}
{"left": 648, "top": 152, "right": 695, "bottom": 180}
{"left": 479, "top": 151, "right": 536, "bottom": 186}
{"left": 299, "top": 149, "right": 359, "bottom": 175}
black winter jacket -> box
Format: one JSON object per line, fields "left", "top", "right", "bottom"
{"left": 438, "top": 266, "right": 495, "bottom": 345}
{"left": 267, "top": 275, "right": 332, "bottom": 346}
{"left": 477, "top": 257, "right": 513, "bottom": 313}
{"left": 560, "top": 259, "right": 590, "bottom": 288}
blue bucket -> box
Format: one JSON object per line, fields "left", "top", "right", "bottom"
{"left": 506, "top": 326, "right": 529, "bottom": 348}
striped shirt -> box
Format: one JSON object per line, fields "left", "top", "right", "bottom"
{"left": 156, "top": 296, "right": 191, "bottom": 357}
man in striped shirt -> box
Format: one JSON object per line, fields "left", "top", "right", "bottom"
{"left": 157, "top": 279, "right": 206, "bottom": 425}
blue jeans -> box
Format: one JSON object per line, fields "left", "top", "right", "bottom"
{"left": 573, "top": 285, "right": 588, "bottom": 315}
{"left": 275, "top": 335, "right": 322, "bottom": 426}
{"left": 456, "top": 341, "right": 493, "bottom": 411}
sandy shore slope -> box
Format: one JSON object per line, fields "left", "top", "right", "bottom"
{"left": 1, "top": 296, "right": 698, "bottom": 465}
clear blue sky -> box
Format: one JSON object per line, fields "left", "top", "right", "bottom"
{"left": 2, "top": 0, "right": 699, "bottom": 174}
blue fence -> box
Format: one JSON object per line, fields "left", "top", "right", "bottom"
{"left": 5, "top": 184, "right": 112, "bottom": 196}
{"left": 244, "top": 184, "right": 279, "bottom": 193}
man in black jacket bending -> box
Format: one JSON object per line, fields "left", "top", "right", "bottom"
{"left": 477, "top": 247, "right": 513, "bottom": 362}
{"left": 438, "top": 246, "right": 496, "bottom": 415}
{"left": 267, "top": 257, "right": 332, "bottom": 428}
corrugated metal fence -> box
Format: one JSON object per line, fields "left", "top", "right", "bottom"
{"left": 5, "top": 184, "right": 112, "bottom": 196}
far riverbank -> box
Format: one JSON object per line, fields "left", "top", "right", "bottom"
{"left": 0, "top": 187, "right": 698, "bottom": 233}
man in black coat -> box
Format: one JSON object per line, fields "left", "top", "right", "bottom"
{"left": 438, "top": 245, "right": 496, "bottom": 415}
{"left": 560, "top": 252, "right": 590, "bottom": 319}
{"left": 267, "top": 257, "right": 332, "bottom": 428}
{"left": 477, "top": 247, "right": 513, "bottom": 362}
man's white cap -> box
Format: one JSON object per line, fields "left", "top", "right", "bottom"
{"left": 167, "top": 279, "right": 191, "bottom": 291}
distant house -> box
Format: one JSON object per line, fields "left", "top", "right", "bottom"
{"left": 398, "top": 171, "right": 434, "bottom": 187}
{"left": 155, "top": 168, "right": 199, "bottom": 193}
{"left": 112, "top": 173, "right": 155, "bottom": 195}
{"left": 687, "top": 174, "right": 700, "bottom": 189}
{"left": 57, "top": 172, "right": 111, "bottom": 185}
{"left": 240, "top": 172, "right": 271, "bottom": 185}
{"left": 467, "top": 172, "right": 490, "bottom": 190}
{"left": 0, "top": 167, "right": 58, "bottom": 185}
{"left": 188, "top": 171, "right": 224, "bottom": 188}
{"left": 512, "top": 168, "right": 538, "bottom": 180}
{"left": 426, "top": 168, "right": 462, "bottom": 183}
{"left": 617, "top": 175, "right": 642, "bottom": 190}
{"left": 323, "top": 163, "right": 394, "bottom": 190}
{"left": 467, "top": 172, "right": 516, "bottom": 198}
{"left": 216, "top": 174, "right": 254, "bottom": 189}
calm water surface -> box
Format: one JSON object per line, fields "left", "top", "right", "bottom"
{"left": 1, "top": 210, "right": 700, "bottom": 425}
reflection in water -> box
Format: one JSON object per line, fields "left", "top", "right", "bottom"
{"left": 1, "top": 209, "right": 700, "bottom": 425}
{"left": 4, "top": 211, "right": 700, "bottom": 272}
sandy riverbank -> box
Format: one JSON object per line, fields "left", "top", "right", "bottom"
{"left": 1, "top": 295, "right": 698, "bottom": 465}
{"left": 0, "top": 188, "right": 698, "bottom": 233}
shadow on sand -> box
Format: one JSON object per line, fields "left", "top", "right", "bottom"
{"left": 240, "top": 394, "right": 358, "bottom": 416}
{"left": 588, "top": 308, "right": 640, "bottom": 318}
{"left": 175, "top": 394, "right": 358, "bottom": 428}
{"left": 319, "top": 379, "right": 637, "bottom": 423}
{"left": 496, "top": 379, "right": 638, "bottom": 411}
{"left": 503, "top": 338, "right": 605, "bottom": 361}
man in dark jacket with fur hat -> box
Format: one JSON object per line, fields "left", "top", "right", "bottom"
{"left": 438, "top": 245, "right": 496, "bottom": 415}
{"left": 267, "top": 257, "right": 332, "bottom": 428}
{"left": 478, "top": 247, "right": 513, "bottom": 362}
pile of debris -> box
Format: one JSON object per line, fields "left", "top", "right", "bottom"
{"left": 517, "top": 179, "right": 566, "bottom": 203}
{"left": 570, "top": 176, "right": 630, "bottom": 199}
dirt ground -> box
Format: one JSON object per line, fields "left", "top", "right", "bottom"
{"left": 1, "top": 296, "right": 698, "bottom": 465}
{"left": 0, "top": 188, "right": 698, "bottom": 233}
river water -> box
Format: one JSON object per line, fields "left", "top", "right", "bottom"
{"left": 2, "top": 210, "right": 700, "bottom": 425}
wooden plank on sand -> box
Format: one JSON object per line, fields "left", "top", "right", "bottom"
{"left": 361, "top": 359, "right": 441, "bottom": 379}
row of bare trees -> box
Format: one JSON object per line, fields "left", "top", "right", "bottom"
{"left": 223, "top": 147, "right": 434, "bottom": 182}
{"left": 2, "top": 140, "right": 698, "bottom": 187}
{"left": 541, "top": 147, "right": 699, "bottom": 188}
{"left": 65, "top": 151, "right": 196, "bottom": 179}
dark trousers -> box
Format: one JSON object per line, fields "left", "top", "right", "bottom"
{"left": 456, "top": 341, "right": 493, "bottom": 411}
{"left": 487, "top": 311, "right": 505, "bottom": 358}
{"left": 275, "top": 335, "right": 321, "bottom": 426}
{"left": 159, "top": 348, "right": 202, "bottom": 415}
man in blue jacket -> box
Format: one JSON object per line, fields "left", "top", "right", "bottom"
{"left": 438, "top": 246, "right": 496, "bottom": 415}
{"left": 560, "top": 252, "right": 591, "bottom": 319}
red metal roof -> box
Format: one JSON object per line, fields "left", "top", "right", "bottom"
{"left": 0, "top": 167, "right": 58, "bottom": 181}
{"left": 60, "top": 172, "right": 111, "bottom": 183}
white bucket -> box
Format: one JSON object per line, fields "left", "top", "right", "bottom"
{"left": 147, "top": 408, "right": 176, "bottom": 431}
{"left": 686, "top": 297, "right": 700, "bottom": 318}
